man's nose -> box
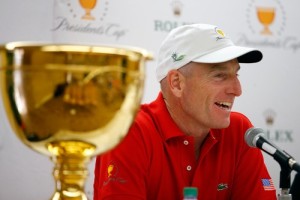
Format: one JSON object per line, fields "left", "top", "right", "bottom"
{"left": 227, "top": 77, "right": 242, "bottom": 97}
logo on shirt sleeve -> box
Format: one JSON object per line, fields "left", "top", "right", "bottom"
{"left": 103, "top": 161, "right": 127, "bottom": 186}
{"left": 107, "top": 164, "right": 116, "bottom": 178}
{"left": 261, "top": 178, "right": 276, "bottom": 191}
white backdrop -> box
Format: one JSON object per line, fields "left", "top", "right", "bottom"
{"left": 1, "top": 0, "right": 300, "bottom": 199}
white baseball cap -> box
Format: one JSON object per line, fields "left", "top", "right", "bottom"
{"left": 156, "top": 23, "right": 263, "bottom": 82}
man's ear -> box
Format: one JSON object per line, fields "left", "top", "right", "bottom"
{"left": 166, "top": 70, "right": 185, "bottom": 97}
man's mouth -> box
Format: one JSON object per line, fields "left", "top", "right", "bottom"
{"left": 215, "top": 102, "right": 232, "bottom": 110}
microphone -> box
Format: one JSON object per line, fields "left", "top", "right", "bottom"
{"left": 245, "top": 127, "right": 300, "bottom": 173}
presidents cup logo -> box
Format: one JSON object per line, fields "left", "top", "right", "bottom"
{"left": 63, "top": 0, "right": 109, "bottom": 21}
{"left": 103, "top": 161, "right": 127, "bottom": 186}
{"left": 53, "top": 0, "right": 127, "bottom": 40}
{"left": 246, "top": 0, "right": 286, "bottom": 36}
{"left": 237, "top": 0, "right": 300, "bottom": 52}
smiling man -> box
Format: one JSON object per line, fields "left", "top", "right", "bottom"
{"left": 94, "top": 24, "right": 277, "bottom": 200}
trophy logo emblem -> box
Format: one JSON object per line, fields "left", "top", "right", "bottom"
{"left": 246, "top": 0, "right": 286, "bottom": 36}
{"left": 256, "top": 7, "right": 276, "bottom": 35}
{"left": 79, "top": 0, "right": 97, "bottom": 20}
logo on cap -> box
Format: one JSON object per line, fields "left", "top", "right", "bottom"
{"left": 171, "top": 52, "right": 185, "bottom": 62}
{"left": 215, "top": 27, "right": 226, "bottom": 40}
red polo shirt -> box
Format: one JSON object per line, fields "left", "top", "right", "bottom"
{"left": 94, "top": 93, "right": 277, "bottom": 200}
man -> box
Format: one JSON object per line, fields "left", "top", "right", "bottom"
{"left": 94, "top": 24, "right": 277, "bottom": 199}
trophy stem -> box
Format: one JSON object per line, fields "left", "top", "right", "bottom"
{"left": 47, "top": 141, "right": 96, "bottom": 200}
{"left": 51, "top": 155, "right": 90, "bottom": 200}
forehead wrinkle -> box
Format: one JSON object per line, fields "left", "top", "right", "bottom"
{"left": 209, "top": 62, "right": 240, "bottom": 72}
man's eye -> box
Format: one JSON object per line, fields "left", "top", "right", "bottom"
{"left": 215, "top": 73, "right": 226, "bottom": 78}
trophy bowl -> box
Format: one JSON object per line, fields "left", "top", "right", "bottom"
{"left": 0, "top": 42, "right": 152, "bottom": 199}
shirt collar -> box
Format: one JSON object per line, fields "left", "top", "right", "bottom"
{"left": 145, "top": 92, "right": 220, "bottom": 142}
{"left": 146, "top": 92, "right": 184, "bottom": 141}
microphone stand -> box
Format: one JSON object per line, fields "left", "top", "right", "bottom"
{"left": 277, "top": 168, "right": 292, "bottom": 200}
{"left": 277, "top": 160, "right": 292, "bottom": 200}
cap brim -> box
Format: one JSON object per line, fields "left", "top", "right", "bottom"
{"left": 192, "top": 46, "right": 263, "bottom": 64}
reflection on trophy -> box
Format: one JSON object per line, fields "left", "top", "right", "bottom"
{"left": 79, "top": 0, "right": 97, "bottom": 20}
{"left": 0, "top": 42, "right": 152, "bottom": 200}
{"left": 257, "top": 7, "right": 276, "bottom": 35}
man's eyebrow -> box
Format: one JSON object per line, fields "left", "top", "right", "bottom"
{"left": 209, "top": 64, "right": 227, "bottom": 72}
{"left": 209, "top": 64, "right": 240, "bottom": 72}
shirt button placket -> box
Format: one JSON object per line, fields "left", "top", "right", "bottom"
{"left": 183, "top": 139, "right": 192, "bottom": 172}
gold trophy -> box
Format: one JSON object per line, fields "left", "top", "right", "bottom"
{"left": 257, "top": 7, "right": 276, "bottom": 35}
{"left": 0, "top": 42, "right": 152, "bottom": 199}
{"left": 79, "top": 0, "right": 97, "bottom": 20}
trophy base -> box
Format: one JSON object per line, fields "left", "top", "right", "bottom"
{"left": 52, "top": 191, "right": 88, "bottom": 200}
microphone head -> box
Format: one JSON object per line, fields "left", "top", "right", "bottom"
{"left": 244, "top": 127, "right": 265, "bottom": 147}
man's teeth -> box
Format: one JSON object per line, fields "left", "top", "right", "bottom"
{"left": 216, "top": 102, "right": 232, "bottom": 108}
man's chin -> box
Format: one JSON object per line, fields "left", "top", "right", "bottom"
{"left": 214, "top": 119, "right": 230, "bottom": 129}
